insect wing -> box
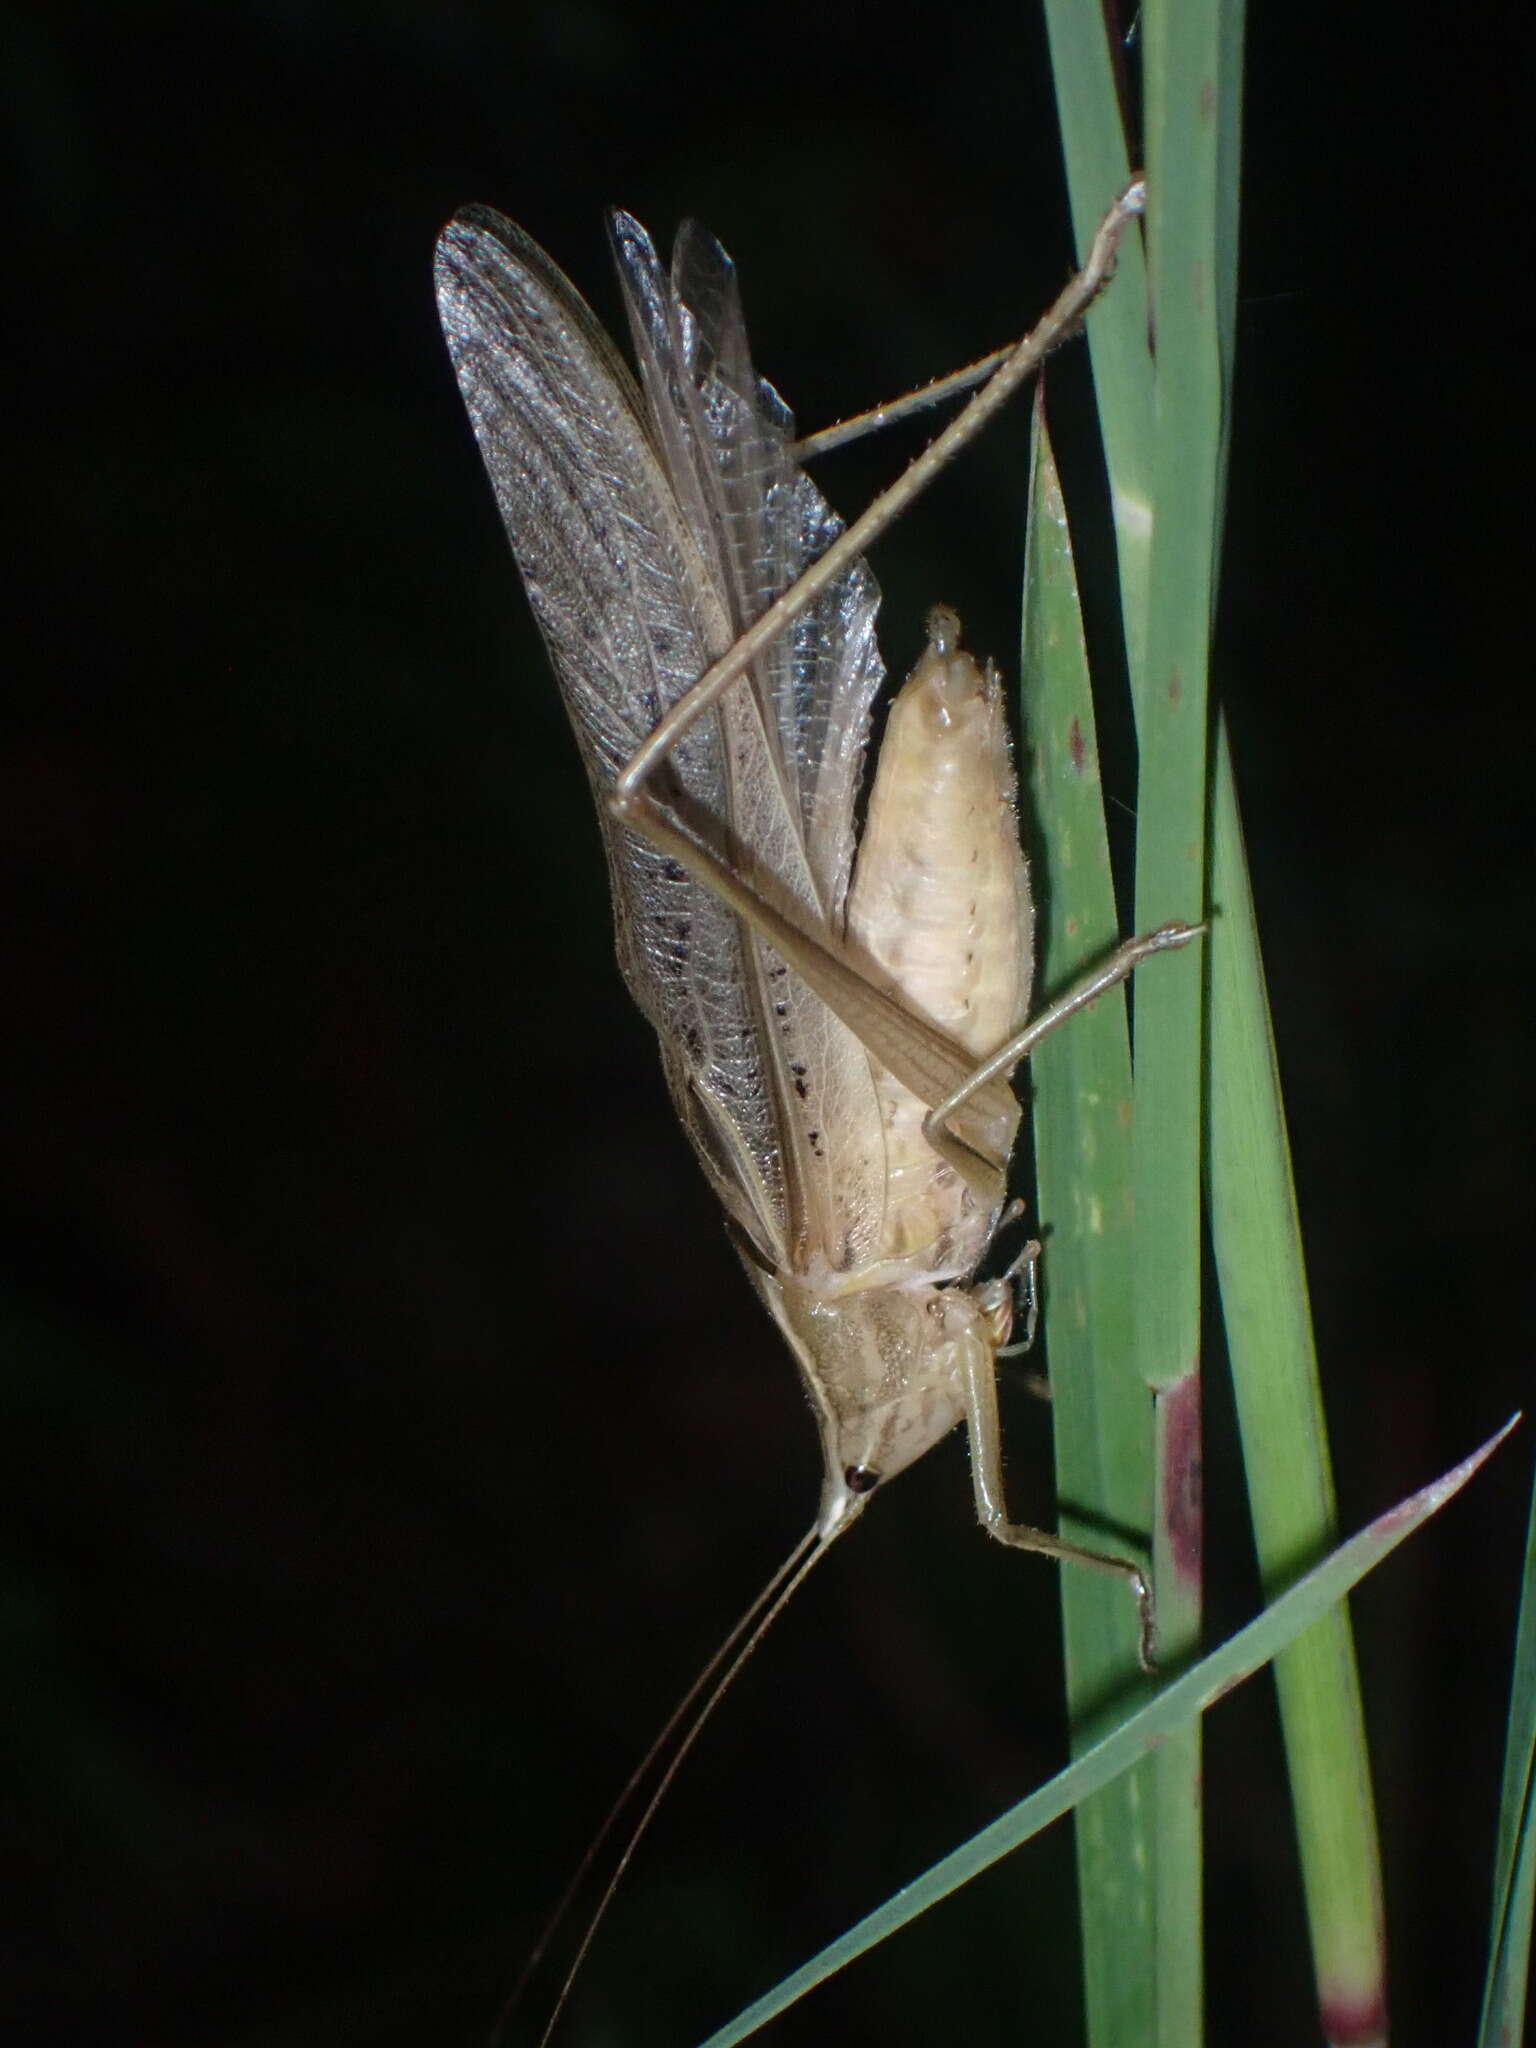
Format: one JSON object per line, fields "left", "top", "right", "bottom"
{"left": 434, "top": 209, "right": 888, "bottom": 1273}
{"left": 609, "top": 214, "right": 884, "bottom": 915}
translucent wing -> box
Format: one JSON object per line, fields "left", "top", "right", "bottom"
{"left": 608, "top": 213, "right": 885, "bottom": 915}
{"left": 434, "top": 208, "right": 889, "bottom": 1272}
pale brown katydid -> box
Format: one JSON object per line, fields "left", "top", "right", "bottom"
{"left": 433, "top": 178, "right": 1200, "bottom": 2038}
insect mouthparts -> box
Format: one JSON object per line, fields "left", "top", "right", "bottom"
{"left": 925, "top": 602, "right": 960, "bottom": 654}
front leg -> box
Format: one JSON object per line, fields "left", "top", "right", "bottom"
{"left": 922, "top": 922, "right": 1206, "bottom": 1161}
{"left": 959, "top": 1326, "right": 1156, "bottom": 1671}
{"left": 611, "top": 181, "right": 1148, "bottom": 824}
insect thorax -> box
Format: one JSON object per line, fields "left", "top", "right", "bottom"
{"left": 756, "top": 1270, "right": 1005, "bottom": 1538}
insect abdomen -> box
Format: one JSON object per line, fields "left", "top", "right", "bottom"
{"left": 845, "top": 607, "right": 1033, "bottom": 1271}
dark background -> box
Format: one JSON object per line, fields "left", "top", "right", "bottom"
{"left": 4, "top": 4, "right": 1531, "bottom": 2045}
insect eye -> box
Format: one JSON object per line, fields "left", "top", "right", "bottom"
{"left": 844, "top": 1464, "right": 881, "bottom": 1494}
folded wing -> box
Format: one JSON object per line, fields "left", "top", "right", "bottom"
{"left": 435, "top": 208, "right": 891, "bottom": 1274}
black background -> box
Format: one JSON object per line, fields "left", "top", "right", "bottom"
{"left": 4, "top": 4, "right": 1532, "bottom": 2045}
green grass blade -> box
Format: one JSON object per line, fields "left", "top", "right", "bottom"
{"left": 1140, "top": 3, "right": 1243, "bottom": 2042}
{"left": 1175, "top": 0, "right": 1390, "bottom": 2022}
{"left": 1045, "top": 8, "right": 1392, "bottom": 2045}
{"left": 1035, "top": 20, "right": 1166, "bottom": 2040}
{"left": 1021, "top": 394, "right": 1159, "bottom": 2027}
{"left": 1207, "top": 723, "right": 1389, "bottom": 2038}
{"left": 692, "top": 1427, "right": 1514, "bottom": 2048}
{"left": 1039, "top": 0, "right": 1153, "bottom": 662}
{"left": 1134, "top": 0, "right": 1233, "bottom": 1471}
{"left": 1041, "top": 5, "right": 1241, "bottom": 2042}
{"left": 1478, "top": 1471, "right": 1536, "bottom": 2046}
{"left": 1022, "top": 395, "right": 1157, "bottom": 2040}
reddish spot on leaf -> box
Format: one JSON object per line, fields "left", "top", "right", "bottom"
{"left": 1167, "top": 667, "right": 1183, "bottom": 707}
{"left": 1068, "top": 715, "right": 1086, "bottom": 775}
{"left": 1158, "top": 1372, "right": 1203, "bottom": 1584}
{"left": 1318, "top": 1971, "right": 1389, "bottom": 2047}
{"left": 1200, "top": 77, "right": 1216, "bottom": 123}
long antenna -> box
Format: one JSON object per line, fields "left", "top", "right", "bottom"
{"left": 489, "top": 1518, "right": 848, "bottom": 2047}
